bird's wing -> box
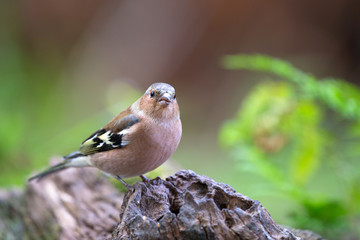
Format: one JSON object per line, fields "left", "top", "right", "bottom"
{"left": 79, "top": 114, "right": 139, "bottom": 155}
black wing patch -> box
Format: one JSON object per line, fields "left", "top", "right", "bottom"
{"left": 79, "top": 114, "right": 139, "bottom": 155}
{"left": 81, "top": 128, "right": 107, "bottom": 144}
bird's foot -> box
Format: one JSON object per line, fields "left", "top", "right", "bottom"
{"left": 115, "top": 175, "right": 133, "bottom": 191}
{"left": 140, "top": 175, "right": 151, "bottom": 183}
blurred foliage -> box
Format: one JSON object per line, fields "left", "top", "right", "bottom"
{"left": 220, "top": 54, "right": 360, "bottom": 239}
{"left": 0, "top": 42, "right": 96, "bottom": 186}
{"left": 0, "top": 14, "right": 142, "bottom": 186}
{"left": 223, "top": 54, "right": 360, "bottom": 120}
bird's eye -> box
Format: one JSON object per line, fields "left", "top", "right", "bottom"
{"left": 150, "top": 91, "right": 155, "bottom": 97}
{"left": 173, "top": 94, "right": 176, "bottom": 99}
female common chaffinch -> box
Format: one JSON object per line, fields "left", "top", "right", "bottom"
{"left": 28, "top": 83, "right": 182, "bottom": 189}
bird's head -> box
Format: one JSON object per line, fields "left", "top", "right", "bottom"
{"left": 138, "top": 83, "right": 179, "bottom": 120}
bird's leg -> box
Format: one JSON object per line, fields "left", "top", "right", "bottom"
{"left": 115, "top": 175, "right": 132, "bottom": 190}
{"left": 140, "top": 175, "right": 150, "bottom": 183}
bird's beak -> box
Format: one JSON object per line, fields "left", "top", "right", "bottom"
{"left": 159, "top": 92, "right": 172, "bottom": 103}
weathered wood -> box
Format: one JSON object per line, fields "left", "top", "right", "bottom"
{"left": 0, "top": 163, "right": 323, "bottom": 240}
{"left": 0, "top": 161, "right": 124, "bottom": 240}
{"left": 112, "top": 170, "right": 308, "bottom": 240}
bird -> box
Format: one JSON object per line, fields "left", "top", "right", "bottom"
{"left": 28, "top": 82, "right": 182, "bottom": 189}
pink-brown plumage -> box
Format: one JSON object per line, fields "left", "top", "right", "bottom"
{"left": 28, "top": 83, "right": 182, "bottom": 188}
{"left": 91, "top": 103, "right": 182, "bottom": 178}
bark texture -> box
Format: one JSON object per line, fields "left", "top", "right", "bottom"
{"left": 113, "top": 170, "right": 312, "bottom": 240}
{"left": 0, "top": 166, "right": 324, "bottom": 240}
{"left": 1, "top": 166, "right": 123, "bottom": 240}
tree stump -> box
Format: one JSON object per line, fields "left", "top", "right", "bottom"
{"left": 1, "top": 166, "right": 123, "bottom": 240}
{"left": 0, "top": 165, "right": 324, "bottom": 240}
{"left": 113, "top": 170, "right": 308, "bottom": 240}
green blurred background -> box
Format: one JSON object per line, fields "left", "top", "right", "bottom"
{"left": 1, "top": 1, "right": 360, "bottom": 239}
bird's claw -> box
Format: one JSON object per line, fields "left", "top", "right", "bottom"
{"left": 140, "top": 175, "right": 151, "bottom": 184}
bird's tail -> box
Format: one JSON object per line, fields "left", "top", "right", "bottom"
{"left": 28, "top": 151, "right": 90, "bottom": 182}
{"left": 28, "top": 161, "right": 69, "bottom": 182}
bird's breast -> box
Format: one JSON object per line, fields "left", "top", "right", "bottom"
{"left": 91, "top": 118, "right": 182, "bottom": 178}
